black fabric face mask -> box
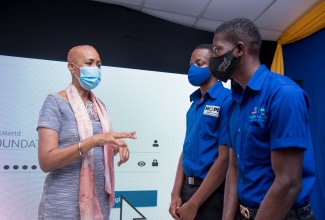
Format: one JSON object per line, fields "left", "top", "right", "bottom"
{"left": 209, "top": 47, "right": 240, "bottom": 82}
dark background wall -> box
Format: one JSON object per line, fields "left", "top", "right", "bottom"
{"left": 1, "top": 0, "right": 276, "bottom": 74}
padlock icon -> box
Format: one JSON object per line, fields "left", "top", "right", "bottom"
{"left": 152, "top": 159, "right": 158, "bottom": 166}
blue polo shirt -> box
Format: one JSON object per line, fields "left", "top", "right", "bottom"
{"left": 182, "top": 81, "right": 231, "bottom": 179}
{"left": 227, "top": 65, "right": 316, "bottom": 208}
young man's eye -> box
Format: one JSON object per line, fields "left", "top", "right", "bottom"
{"left": 97, "top": 63, "right": 101, "bottom": 68}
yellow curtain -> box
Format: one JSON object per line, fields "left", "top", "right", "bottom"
{"left": 270, "top": 1, "right": 325, "bottom": 74}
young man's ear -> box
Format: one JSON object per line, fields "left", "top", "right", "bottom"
{"left": 235, "top": 42, "right": 245, "bottom": 57}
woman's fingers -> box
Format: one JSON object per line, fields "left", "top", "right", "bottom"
{"left": 108, "top": 132, "right": 136, "bottom": 146}
{"left": 117, "top": 147, "right": 130, "bottom": 166}
{"left": 113, "top": 131, "right": 137, "bottom": 139}
{"left": 116, "top": 139, "right": 127, "bottom": 147}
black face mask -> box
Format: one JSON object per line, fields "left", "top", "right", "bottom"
{"left": 209, "top": 47, "right": 240, "bottom": 82}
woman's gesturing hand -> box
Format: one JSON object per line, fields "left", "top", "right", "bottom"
{"left": 94, "top": 131, "right": 136, "bottom": 146}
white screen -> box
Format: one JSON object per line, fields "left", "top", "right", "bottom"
{"left": 0, "top": 55, "right": 230, "bottom": 219}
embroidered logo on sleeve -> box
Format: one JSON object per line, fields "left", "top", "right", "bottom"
{"left": 203, "top": 105, "right": 220, "bottom": 117}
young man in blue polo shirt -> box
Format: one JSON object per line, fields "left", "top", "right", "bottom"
{"left": 169, "top": 44, "right": 231, "bottom": 220}
{"left": 209, "top": 17, "right": 316, "bottom": 220}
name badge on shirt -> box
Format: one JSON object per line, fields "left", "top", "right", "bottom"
{"left": 203, "top": 105, "right": 220, "bottom": 117}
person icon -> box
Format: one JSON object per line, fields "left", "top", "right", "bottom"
{"left": 152, "top": 140, "right": 159, "bottom": 147}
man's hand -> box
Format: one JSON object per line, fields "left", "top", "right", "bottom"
{"left": 176, "top": 200, "right": 198, "bottom": 220}
{"left": 169, "top": 196, "right": 182, "bottom": 220}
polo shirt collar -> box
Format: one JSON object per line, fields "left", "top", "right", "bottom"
{"left": 246, "top": 64, "right": 268, "bottom": 91}
{"left": 190, "top": 81, "right": 223, "bottom": 104}
{"left": 232, "top": 65, "right": 268, "bottom": 103}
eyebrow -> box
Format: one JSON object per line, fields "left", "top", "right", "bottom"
{"left": 83, "top": 58, "right": 101, "bottom": 63}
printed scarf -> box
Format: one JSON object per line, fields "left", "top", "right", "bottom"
{"left": 66, "top": 84, "right": 115, "bottom": 220}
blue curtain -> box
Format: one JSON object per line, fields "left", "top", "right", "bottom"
{"left": 283, "top": 28, "right": 325, "bottom": 219}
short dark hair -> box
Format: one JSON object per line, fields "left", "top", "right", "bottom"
{"left": 214, "top": 17, "right": 262, "bottom": 56}
{"left": 194, "top": 44, "right": 214, "bottom": 53}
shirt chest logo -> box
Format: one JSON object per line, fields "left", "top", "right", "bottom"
{"left": 249, "top": 106, "right": 267, "bottom": 122}
{"left": 203, "top": 105, "right": 220, "bottom": 117}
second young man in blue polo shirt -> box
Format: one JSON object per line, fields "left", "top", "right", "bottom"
{"left": 169, "top": 44, "right": 231, "bottom": 220}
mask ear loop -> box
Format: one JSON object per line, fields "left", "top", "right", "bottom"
{"left": 69, "top": 63, "right": 80, "bottom": 79}
{"left": 70, "top": 62, "right": 80, "bottom": 69}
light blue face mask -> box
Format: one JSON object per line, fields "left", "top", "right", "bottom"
{"left": 187, "top": 64, "right": 211, "bottom": 86}
{"left": 71, "top": 63, "right": 101, "bottom": 90}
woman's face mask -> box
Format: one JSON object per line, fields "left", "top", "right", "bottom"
{"left": 187, "top": 64, "right": 211, "bottom": 86}
{"left": 208, "top": 47, "right": 240, "bottom": 82}
{"left": 71, "top": 63, "right": 101, "bottom": 90}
